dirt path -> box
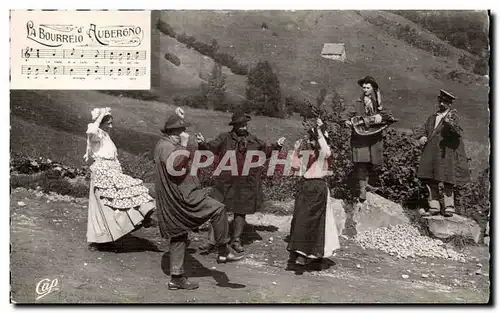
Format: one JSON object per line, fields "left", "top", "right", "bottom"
{"left": 10, "top": 188, "right": 490, "bottom": 304}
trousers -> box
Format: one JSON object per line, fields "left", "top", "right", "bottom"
{"left": 426, "top": 180, "right": 454, "bottom": 210}
{"left": 169, "top": 205, "right": 230, "bottom": 276}
{"left": 354, "top": 162, "right": 378, "bottom": 199}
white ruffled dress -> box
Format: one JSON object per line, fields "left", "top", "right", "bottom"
{"left": 85, "top": 122, "right": 155, "bottom": 243}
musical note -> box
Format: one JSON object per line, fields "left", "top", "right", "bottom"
{"left": 21, "top": 65, "right": 146, "bottom": 77}
{"left": 20, "top": 48, "right": 146, "bottom": 60}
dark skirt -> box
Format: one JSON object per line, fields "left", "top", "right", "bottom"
{"left": 287, "top": 178, "right": 339, "bottom": 258}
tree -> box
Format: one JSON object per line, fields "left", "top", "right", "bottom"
{"left": 245, "top": 61, "right": 284, "bottom": 118}
{"left": 205, "top": 63, "right": 228, "bottom": 111}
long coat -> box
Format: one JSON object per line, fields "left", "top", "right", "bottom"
{"left": 154, "top": 136, "right": 224, "bottom": 238}
{"left": 344, "top": 94, "right": 393, "bottom": 166}
{"left": 416, "top": 110, "right": 470, "bottom": 185}
{"left": 199, "top": 131, "right": 281, "bottom": 215}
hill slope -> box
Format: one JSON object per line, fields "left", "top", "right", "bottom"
{"left": 159, "top": 10, "right": 489, "bottom": 141}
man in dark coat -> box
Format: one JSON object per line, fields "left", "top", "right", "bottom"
{"left": 154, "top": 108, "right": 243, "bottom": 291}
{"left": 197, "top": 111, "right": 285, "bottom": 252}
{"left": 416, "top": 90, "right": 470, "bottom": 217}
{"left": 344, "top": 76, "right": 394, "bottom": 202}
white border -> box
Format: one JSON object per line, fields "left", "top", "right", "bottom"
{"left": 3, "top": 1, "right": 497, "bottom": 312}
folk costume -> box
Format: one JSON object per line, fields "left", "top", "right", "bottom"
{"left": 344, "top": 76, "right": 394, "bottom": 201}
{"left": 287, "top": 126, "right": 340, "bottom": 268}
{"left": 84, "top": 108, "right": 155, "bottom": 245}
{"left": 154, "top": 108, "right": 243, "bottom": 290}
{"left": 416, "top": 90, "right": 470, "bottom": 217}
{"left": 198, "top": 111, "right": 284, "bottom": 252}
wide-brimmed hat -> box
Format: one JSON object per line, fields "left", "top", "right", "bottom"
{"left": 357, "top": 76, "right": 379, "bottom": 90}
{"left": 438, "top": 89, "right": 456, "bottom": 104}
{"left": 228, "top": 111, "right": 251, "bottom": 126}
{"left": 160, "top": 108, "right": 191, "bottom": 133}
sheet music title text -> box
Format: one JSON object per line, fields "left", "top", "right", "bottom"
{"left": 26, "top": 21, "right": 144, "bottom": 47}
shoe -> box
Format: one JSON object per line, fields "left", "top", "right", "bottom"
{"left": 167, "top": 277, "right": 199, "bottom": 290}
{"left": 295, "top": 255, "right": 306, "bottom": 266}
{"left": 217, "top": 252, "right": 245, "bottom": 264}
{"left": 231, "top": 241, "right": 245, "bottom": 253}
{"left": 418, "top": 208, "right": 431, "bottom": 217}
{"left": 444, "top": 207, "right": 455, "bottom": 217}
{"left": 428, "top": 208, "right": 440, "bottom": 216}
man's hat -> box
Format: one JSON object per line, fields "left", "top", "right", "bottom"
{"left": 438, "top": 89, "right": 456, "bottom": 103}
{"left": 357, "top": 76, "right": 379, "bottom": 90}
{"left": 160, "top": 107, "right": 191, "bottom": 133}
{"left": 229, "top": 111, "right": 251, "bottom": 125}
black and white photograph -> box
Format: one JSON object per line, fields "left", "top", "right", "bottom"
{"left": 9, "top": 8, "right": 492, "bottom": 304}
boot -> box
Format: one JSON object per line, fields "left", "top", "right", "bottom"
{"left": 231, "top": 214, "right": 246, "bottom": 253}
{"left": 216, "top": 245, "right": 245, "bottom": 264}
{"left": 167, "top": 276, "right": 199, "bottom": 290}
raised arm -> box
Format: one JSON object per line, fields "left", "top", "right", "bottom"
{"left": 86, "top": 108, "right": 109, "bottom": 139}
{"left": 197, "top": 133, "right": 224, "bottom": 155}
{"left": 316, "top": 128, "right": 332, "bottom": 158}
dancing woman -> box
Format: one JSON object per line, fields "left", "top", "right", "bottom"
{"left": 286, "top": 118, "right": 340, "bottom": 270}
{"left": 84, "top": 107, "right": 156, "bottom": 250}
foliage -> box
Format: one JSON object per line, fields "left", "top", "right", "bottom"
{"left": 245, "top": 61, "right": 285, "bottom": 118}
{"left": 359, "top": 13, "right": 451, "bottom": 58}
{"left": 205, "top": 63, "right": 229, "bottom": 112}
{"left": 157, "top": 19, "right": 249, "bottom": 76}
{"left": 164, "top": 52, "right": 181, "bottom": 66}
{"left": 391, "top": 10, "right": 489, "bottom": 57}
{"left": 98, "top": 90, "right": 159, "bottom": 101}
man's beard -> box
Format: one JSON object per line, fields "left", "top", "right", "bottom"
{"left": 234, "top": 129, "right": 248, "bottom": 137}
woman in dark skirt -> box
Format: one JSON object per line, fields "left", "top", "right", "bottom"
{"left": 287, "top": 119, "right": 340, "bottom": 269}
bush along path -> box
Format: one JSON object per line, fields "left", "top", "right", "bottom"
{"left": 10, "top": 187, "right": 490, "bottom": 303}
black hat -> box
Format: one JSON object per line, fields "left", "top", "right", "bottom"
{"left": 160, "top": 108, "right": 191, "bottom": 133}
{"left": 357, "top": 76, "right": 379, "bottom": 90}
{"left": 229, "top": 111, "right": 251, "bottom": 126}
{"left": 438, "top": 89, "right": 456, "bottom": 104}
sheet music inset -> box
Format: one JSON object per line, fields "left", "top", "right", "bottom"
{"left": 10, "top": 10, "right": 151, "bottom": 90}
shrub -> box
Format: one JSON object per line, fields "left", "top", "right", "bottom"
{"left": 164, "top": 52, "right": 181, "bottom": 66}
{"left": 98, "top": 90, "right": 159, "bottom": 101}
{"left": 156, "top": 19, "right": 176, "bottom": 38}
{"left": 473, "top": 58, "right": 489, "bottom": 75}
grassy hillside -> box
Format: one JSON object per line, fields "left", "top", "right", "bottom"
{"left": 159, "top": 10, "right": 489, "bottom": 142}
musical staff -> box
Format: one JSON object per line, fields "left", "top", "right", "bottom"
{"left": 21, "top": 65, "right": 147, "bottom": 77}
{"left": 21, "top": 47, "right": 147, "bottom": 61}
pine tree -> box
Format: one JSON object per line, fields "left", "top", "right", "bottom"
{"left": 245, "top": 61, "right": 283, "bottom": 118}
{"left": 205, "top": 63, "right": 228, "bottom": 111}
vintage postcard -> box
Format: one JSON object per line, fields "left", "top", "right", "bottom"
{"left": 9, "top": 9, "right": 491, "bottom": 304}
